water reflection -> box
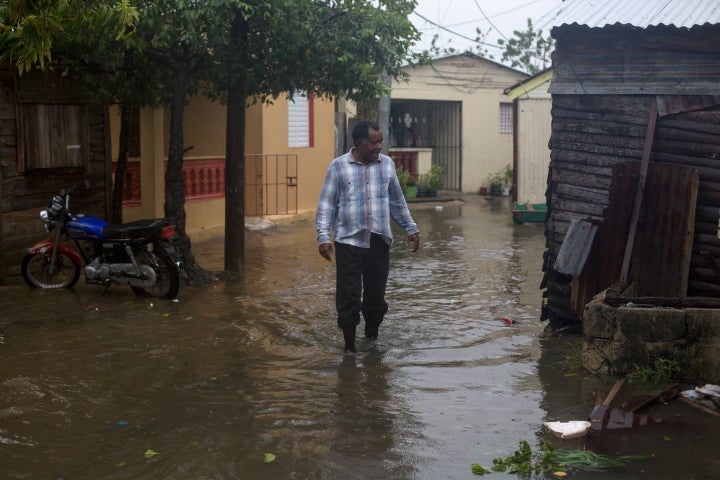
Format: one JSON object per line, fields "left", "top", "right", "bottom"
{"left": 1, "top": 198, "right": 717, "bottom": 479}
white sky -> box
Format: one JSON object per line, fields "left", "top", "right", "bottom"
{"left": 411, "top": 0, "right": 565, "bottom": 57}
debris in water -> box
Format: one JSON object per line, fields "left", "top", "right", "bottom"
{"left": 681, "top": 385, "right": 720, "bottom": 417}
{"left": 543, "top": 421, "right": 591, "bottom": 439}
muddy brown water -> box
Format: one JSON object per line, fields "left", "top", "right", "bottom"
{"left": 1, "top": 197, "right": 718, "bottom": 479}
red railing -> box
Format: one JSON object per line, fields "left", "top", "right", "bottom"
{"left": 112, "top": 156, "right": 298, "bottom": 216}
{"left": 181, "top": 158, "right": 225, "bottom": 201}
{"left": 389, "top": 150, "right": 418, "bottom": 177}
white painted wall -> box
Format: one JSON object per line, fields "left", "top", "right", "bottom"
{"left": 392, "top": 54, "right": 527, "bottom": 193}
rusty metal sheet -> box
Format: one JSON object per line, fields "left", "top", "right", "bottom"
{"left": 554, "top": 219, "right": 598, "bottom": 276}
{"left": 631, "top": 163, "right": 699, "bottom": 297}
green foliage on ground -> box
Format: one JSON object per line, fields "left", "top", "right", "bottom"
{"left": 633, "top": 357, "right": 681, "bottom": 384}
{"left": 471, "top": 440, "right": 653, "bottom": 477}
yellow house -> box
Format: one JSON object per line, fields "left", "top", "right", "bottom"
{"left": 391, "top": 53, "right": 528, "bottom": 194}
{"left": 109, "top": 92, "right": 336, "bottom": 242}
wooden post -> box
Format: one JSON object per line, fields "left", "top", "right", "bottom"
{"left": 620, "top": 103, "right": 658, "bottom": 285}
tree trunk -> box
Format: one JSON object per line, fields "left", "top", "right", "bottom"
{"left": 224, "top": 8, "right": 249, "bottom": 273}
{"left": 165, "top": 69, "right": 216, "bottom": 285}
{"left": 111, "top": 103, "right": 131, "bottom": 224}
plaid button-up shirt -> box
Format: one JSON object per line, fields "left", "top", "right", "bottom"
{"left": 316, "top": 151, "right": 419, "bottom": 248}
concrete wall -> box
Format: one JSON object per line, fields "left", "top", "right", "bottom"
{"left": 583, "top": 294, "right": 720, "bottom": 383}
{"left": 392, "top": 54, "right": 527, "bottom": 193}
{"left": 109, "top": 93, "right": 336, "bottom": 242}
{"left": 258, "top": 94, "right": 336, "bottom": 216}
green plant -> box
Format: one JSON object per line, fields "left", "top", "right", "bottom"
{"left": 487, "top": 164, "right": 513, "bottom": 186}
{"left": 418, "top": 165, "right": 445, "bottom": 190}
{"left": 633, "top": 357, "right": 681, "bottom": 384}
{"left": 396, "top": 167, "right": 410, "bottom": 193}
{"left": 471, "top": 440, "right": 653, "bottom": 476}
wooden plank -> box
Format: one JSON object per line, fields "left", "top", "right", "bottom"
{"left": 622, "top": 383, "right": 679, "bottom": 413}
{"left": 620, "top": 104, "right": 658, "bottom": 284}
{"left": 590, "top": 379, "right": 626, "bottom": 431}
{"left": 679, "top": 396, "right": 720, "bottom": 418}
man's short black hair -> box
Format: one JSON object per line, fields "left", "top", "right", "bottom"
{"left": 352, "top": 120, "right": 381, "bottom": 145}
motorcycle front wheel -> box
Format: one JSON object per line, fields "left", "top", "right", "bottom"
{"left": 130, "top": 249, "right": 180, "bottom": 299}
{"left": 21, "top": 252, "right": 81, "bottom": 289}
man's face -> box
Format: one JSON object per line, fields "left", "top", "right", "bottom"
{"left": 356, "top": 128, "right": 383, "bottom": 163}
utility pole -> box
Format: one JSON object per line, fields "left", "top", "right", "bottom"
{"left": 378, "top": 70, "right": 392, "bottom": 154}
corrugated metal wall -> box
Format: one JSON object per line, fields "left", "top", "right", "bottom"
{"left": 516, "top": 97, "right": 552, "bottom": 204}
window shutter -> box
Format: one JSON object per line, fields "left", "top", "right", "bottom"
{"left": 288, "top": 91, "right": 309, "bottom": 148}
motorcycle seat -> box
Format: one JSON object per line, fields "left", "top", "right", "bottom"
{"left": 102, "top": 218, "right": 174, "bottom": 240}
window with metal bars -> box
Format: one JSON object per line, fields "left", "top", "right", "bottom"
{"left": 498, "top": 103, "right": 513, "bottom": 134}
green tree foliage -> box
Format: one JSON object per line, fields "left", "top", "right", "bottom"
{"left": 0, "top": 1, "right": 144, "bottom": 224}
{"left": 497, "top": 18, "right": 554, "bottom": 74}
{"left": 0, "top": 0, "right": 422, "bottom": 279}
{"left": 0, "top": 0, "right": 137, "bottom": 73}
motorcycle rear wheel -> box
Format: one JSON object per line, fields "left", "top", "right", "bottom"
{"left": 22, "top": 252, "right": 81, "bottom": 289}
{"left": 130, "top": 249, "right": 180, "bottom": 299}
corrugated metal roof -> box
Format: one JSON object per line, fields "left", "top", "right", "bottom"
{"left": 539, "top": 0, "right": 720, "bottom": 29}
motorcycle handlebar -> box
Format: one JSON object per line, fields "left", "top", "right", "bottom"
{"left": 63, "top": 179, "right": 90, "bottom": 196}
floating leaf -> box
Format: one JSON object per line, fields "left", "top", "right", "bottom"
{"left": 264, "top": 453, "right": 276, "bottom": 463}
{"left": 553, "top": 472, "right": 568, "bottom": 477}
{"left": 162, "top": 313, "right": 171, "bottom": 317}
{"left": 471, "top": 463, "right": 490, "bottom": 475}
{"left": 663, "top": 436, "right": 672, "bottom": 442}
{"left": 144, "top": 449, "right": 160, "bottom": 458}
{"left": 116, "top": 461, "right": 126, "bottom": 468}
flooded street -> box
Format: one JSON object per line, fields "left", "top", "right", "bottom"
{"left": 1, "top": 196, "right": 719, "bottom": 479}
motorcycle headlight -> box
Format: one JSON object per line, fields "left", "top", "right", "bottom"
{"left": 40, "top": 210, "right": 55, "bottom": 232}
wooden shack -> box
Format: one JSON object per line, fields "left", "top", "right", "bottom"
{"left": 0, "top": 66, "right": 110, "bottom": 285}
{"left": 542, "top": 23, "right": 720, "bottom": 328}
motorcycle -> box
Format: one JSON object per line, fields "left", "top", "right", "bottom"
{"left": 22, "top": 182, "right": 183, "bottom": 299}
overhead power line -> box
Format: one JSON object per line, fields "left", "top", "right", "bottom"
{"left": 412, "top": 10, "right": 502, "bottom": 50}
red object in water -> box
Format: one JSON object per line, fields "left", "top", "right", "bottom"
{"left": 502, "top": 316, "right": 513, "bottom": 326}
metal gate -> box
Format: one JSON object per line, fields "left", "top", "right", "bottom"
{"left": 390, "top": 100, "right": 462, "bottom": 190}
{"left": 245, "top": 154, "right": 298, "bottom": 216}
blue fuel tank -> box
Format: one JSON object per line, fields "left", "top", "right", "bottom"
{"left": 66, "top": 214, "right": 109, "bottom": 240}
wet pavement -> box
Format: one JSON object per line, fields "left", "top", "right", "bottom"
{"left": 1, "top": 195, "right": 719, "bottom": 479}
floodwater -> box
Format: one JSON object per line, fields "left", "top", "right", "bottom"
{"left": 1, "top": 196, "right": 718, "bottom": 480}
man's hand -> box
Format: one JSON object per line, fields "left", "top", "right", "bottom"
{"left": 406, "top": 232, "right": 420, "bottom": 252}
{"left": 318, "top": 242, "right": 334, "bottom": 261}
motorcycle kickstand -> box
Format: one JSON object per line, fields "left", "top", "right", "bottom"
{"left": 100, "top": 283, "right": 111, "bottom": 297}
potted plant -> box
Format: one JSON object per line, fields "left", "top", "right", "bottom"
{"left": 405, "top": 174, "right": 418, "bottom": 199}
{"left": 487, "top": 164, "right": 512, "bottom": 196}
{"left": 396, "top": 168, "right": 417, "bottom": 199}
{"left": 417, "top": 165, "right": 445, "bottom": 197}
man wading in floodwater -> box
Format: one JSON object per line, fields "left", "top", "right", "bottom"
{"left": 316, "top": 120, "right": 420, "bottom": 353}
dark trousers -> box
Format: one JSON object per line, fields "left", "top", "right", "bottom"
{"left": 334, "top": 234, "right": 390, "bottom": 331}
